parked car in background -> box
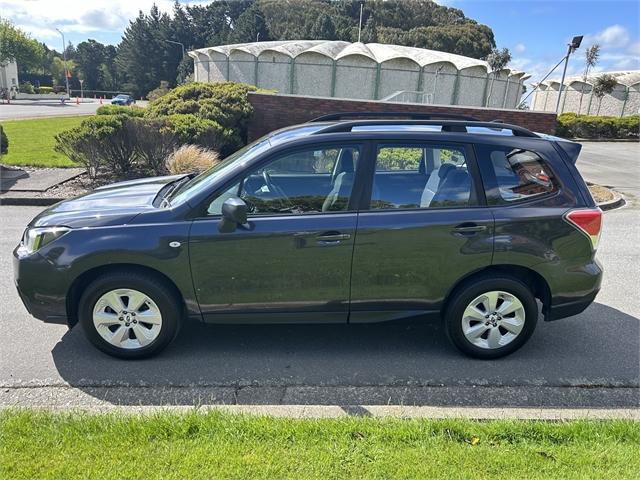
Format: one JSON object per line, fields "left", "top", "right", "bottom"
{"left": 13, "top": 113, "right": 602, "bottom": 360}
{"left": 111, "top": 94, "right": 134, "bottom": 105}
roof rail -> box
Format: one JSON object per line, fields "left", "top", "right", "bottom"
{"left": 311, "top": 119, "right": 540, "bottom": 138}
{"left": 310, "top": 112, "right": 479, "bottom": 122}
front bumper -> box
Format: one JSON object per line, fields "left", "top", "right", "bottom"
{"left": 13, "top": 246, "right": 70, "bottom": 324}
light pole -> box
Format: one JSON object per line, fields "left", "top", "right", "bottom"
{"left": 55, "top": 28, "right": 70, "bottom": 98}
{"left": 555, "top": 35, "right": 583, "bottom": 113}
{"left": 166, "top": 40, "right": 185, "bottom": 59}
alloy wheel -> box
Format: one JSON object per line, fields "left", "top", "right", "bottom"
{"left": 461, "top": 290, "right": 526, "bottom": 350}
{"left": 92, "top": 288, "right": 163, "bottom": 350}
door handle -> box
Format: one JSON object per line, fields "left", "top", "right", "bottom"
{"left": 317, "top": 231, "right": 351, "bottom": 245}
{"left": 452, "top": 223, "right": 487, "bottom": 235}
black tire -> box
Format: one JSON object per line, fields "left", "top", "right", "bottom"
{"left": 78, "top": 271, "right": 182, "bottom": 359}
{"left": 444, "top": 275, "right": 538, "bottom": 359}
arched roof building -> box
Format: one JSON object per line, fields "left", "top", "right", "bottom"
{"left": 531, "top": 70, "right": 640, "bottom": 116}
{"left": 189, "top": 40, "right": 529, "bottom": 108}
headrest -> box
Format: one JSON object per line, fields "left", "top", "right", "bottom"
{"left": 337, "top": 149, "right": 354, "bottom": 173}
{"left": 438, "top": 162, "right": 456, "bottom": 179}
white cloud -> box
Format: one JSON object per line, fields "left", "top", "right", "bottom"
{"left": 514, "top": 43, "right": 526, "bottom": 54}
{"left": 584, "top": 24, "right": 631, "bottom": 49}
{"left": 0, "top": 0, "right": 179, "bottom": 43}
{"left": 628, "top": 42, "right": 640, "bottom": 56}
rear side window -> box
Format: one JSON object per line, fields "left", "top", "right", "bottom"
{"left": 477, "top": 146, "right": 558, "bottom": 204}
{"left": 371, "top": 144, "right": 474, "bottom": 209}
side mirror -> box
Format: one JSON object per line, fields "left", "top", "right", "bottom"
{"left": 218, "top": 197, "right": 248, "bottom": 233}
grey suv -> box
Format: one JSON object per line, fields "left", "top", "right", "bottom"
{"left": 13, "top": 114, "right": 603, "bottom": 359}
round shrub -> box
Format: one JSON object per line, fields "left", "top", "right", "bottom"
{"left": 146, "top": 82, "right": 258, "bottom": 155}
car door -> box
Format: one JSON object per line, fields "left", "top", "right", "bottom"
{"left": 349, "top": 140, "right": 494, "bottom": 322}
{"left": 189, "top": 142, "right": 365, "bottom": 323}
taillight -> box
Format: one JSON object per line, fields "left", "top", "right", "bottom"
{"left": 565, "top": 208, "right": 603, "bottom": 250}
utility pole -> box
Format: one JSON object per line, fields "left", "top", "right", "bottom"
{"left": 555, "top": 35, "right": 583, "bottom": 113}
{"left": 55, "top": 28, "right": 70, "bottom": 98}
{"left": 357, "top": 3, "right": 364, "bottom": 43}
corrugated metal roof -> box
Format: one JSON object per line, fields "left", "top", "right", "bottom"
{"left": 190, "top": 40, "right": 525, "bottom": 77}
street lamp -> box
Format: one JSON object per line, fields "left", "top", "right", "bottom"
{"left": 555, "top": 35, "right": 583, "bottom": 113}
{"left": 55, "top": 28, "right": 70, "bottom": 98}
{"left": 165, "top": 40, "right": 185, "bottom": 59}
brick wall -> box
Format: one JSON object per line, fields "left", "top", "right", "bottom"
{"left": 247, "top": 92, "right": 558, "bottom": 141}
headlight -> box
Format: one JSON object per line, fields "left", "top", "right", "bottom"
{"left": 19, "top": 226, "right": 71, "bottom": 256}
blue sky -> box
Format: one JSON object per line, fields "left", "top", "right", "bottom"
{"left": 2, "top": 0, "right": 638, "bottom": 88}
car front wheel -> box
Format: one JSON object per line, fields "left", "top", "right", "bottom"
{"left": 444, "top": 275, "right": 538, "bottom": 359}
{"left": 78, "top": 272, "right": 181, "bottom": 359}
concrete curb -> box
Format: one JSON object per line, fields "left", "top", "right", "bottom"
{"left": 574, "top": 138, "right": 639, "bottom": 143}
{"left": 2, "top": 404, "right": 638, "bottom": 420}
{"left": 598, "top": 191, "right": 626, "bottom": 211}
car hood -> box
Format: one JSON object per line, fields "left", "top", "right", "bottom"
{"left": 29, "top": 174, "right": 187, "bottom": 228}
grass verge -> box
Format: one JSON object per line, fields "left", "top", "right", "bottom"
{"left": 1, "top": 409, "right": 638, "bottom": 479}
{"left": 0, "top": 116, "right": 84, "bottom": 168}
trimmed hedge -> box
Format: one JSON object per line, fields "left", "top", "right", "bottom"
{"left": 557, "top": 113, "right": 639, "bottom": 139}
{"left": 96, "top": 105, "right": 146, "bottom": 117}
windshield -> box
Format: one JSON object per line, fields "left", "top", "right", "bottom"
{"left": 115, "top": 94, "right": 128, "bottom": 99}
{"left": 167, "top": 137, "right": 272, "bottom": 205}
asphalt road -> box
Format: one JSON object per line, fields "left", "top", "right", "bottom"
{"left": 0, "top": 99, "right": 102, "bottom": 120}
{"left": 1, "top": 203, "right": 638, "bottom": 408}
{"left": 577, "top": 142, "right": 640, "bottom": 198}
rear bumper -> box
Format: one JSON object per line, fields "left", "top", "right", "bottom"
{"left": 547, "top": 289, "right": 599, "bottom": 321}
{"left": 543, "top": 259, "right": 603, "bottom": 321}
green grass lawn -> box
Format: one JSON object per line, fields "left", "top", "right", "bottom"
{"left": 1, "top": 410, "right": 638, "bottom": 479}
{"left": 0, "top": 116, "right": 85, "bottom": 168}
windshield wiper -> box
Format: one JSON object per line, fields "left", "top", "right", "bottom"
{"left": 157, "top": 175, "right": 193, "bottom": 208}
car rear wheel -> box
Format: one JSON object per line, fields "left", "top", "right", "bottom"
{"left": 78, "top": 272, "right": 181, "bottom": 359}
{"left": 444, "top": 275, "right": 538, "bottom": 359}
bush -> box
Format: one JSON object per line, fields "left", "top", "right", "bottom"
{"left": 127, "top": 117, "right": 177, "bottom": 175}
{"left": 19, "top": 81, "right": 35, "bottom": 94}
{"left": 0, "top": 124, "right": 8, "bottom": 154}
{"left": 96, "top": 105, "right": 146, "bottom": 117}
{"left": 147, "top": 81, "right": 171, "bottom": 102}
{"left": 166, "top": 145, "right": 220, "bottom": 175}
{"left": 145, "top": 82, "right": 258, "bottom": 155}
{"left": 161, "top": 114, "right": 229, "bottom": 150}
{"left": 55, "top": 115, "right": 135, "bottom": 180}
{"left": 557, "top": 114, "right": 639, "bottom": 139}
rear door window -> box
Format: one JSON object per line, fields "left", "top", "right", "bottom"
{"left": 371, "top": 144, "right": 474, "bottom": 209}
{"left": 476, "top": 145, "right": 558, "bottom": 204}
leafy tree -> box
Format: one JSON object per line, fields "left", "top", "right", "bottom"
{"left": 592, "top": 74, "right": 617, "bottom": 115}
{"left": 310, "top": 13, "right": 337, "bottom": 40}
{"left": 75, "top": 40, "right": 106, "bottom": 90}
{"left": 484, "top": 47, "right": 511, "bottom": 106}
{"left": 0, "top": 19, "right": 45, "bottom": 71}
{"left": 579, "top": 44, "right": 600, "bottom": 114}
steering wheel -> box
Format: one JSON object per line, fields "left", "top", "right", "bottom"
{"left": 262, "top": 170, "right": 290, "bottom": 203}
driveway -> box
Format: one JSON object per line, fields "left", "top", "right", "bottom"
{"left": 0, "top": 204, "right": 638, "bottom": 409}
{"left": 576, "top": 142, "right": 640, "bottom": 198}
